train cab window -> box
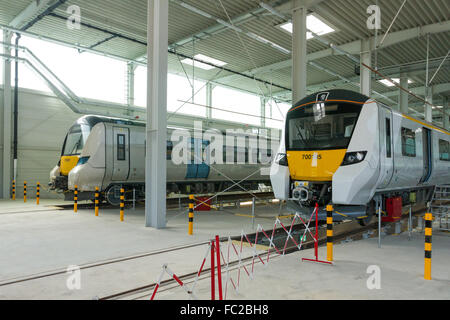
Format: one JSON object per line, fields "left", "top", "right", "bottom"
{"left": 117, "top": 134, "right": 126, "bottom": 160}
{"left": 401, "top": 127, "right": 416, "bottom": 157}
{"left": 62, "top": 124, "right": 91, "bottom": 156}
{"left": 439, "top": 139, "right": 450, "bottom": 161}
{"left": 286, "top": 103, "right": 361, "bottom": 151}
{"left": 386, "top": 118, "right": 392, "bottom": 158}
{"left": 344, "top": 125, "right": 354, "bottom": 137}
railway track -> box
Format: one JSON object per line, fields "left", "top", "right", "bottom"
{"left": 0, "top": 241, "right": 211, "bottom": 288}
{"left": 53, "top": 191, "right": 275, "bottom": 210}
{"left": 99, "top": 204, "right": 430, "bottom": 300}
{"left": 0, "top": 203, "right": 429, "bottom": 299}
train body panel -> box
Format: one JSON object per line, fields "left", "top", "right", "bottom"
{"left": 51, "top": 115, "right": 275, "bottom": 203}
{"left": 333, "top": 101, "right": 380, "bottom": 205}
{"left": 270, "top": 120, "right": 290, "bottom": 200}
{"left": 270, "top": 89, "right": 450, "bottom": 222}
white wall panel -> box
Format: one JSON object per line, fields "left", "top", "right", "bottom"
{"left": 0, "top": 88, "right": 79, "bottom": 199}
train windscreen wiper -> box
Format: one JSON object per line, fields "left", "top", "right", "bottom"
{"left": 70, "top": 136, "right": 82, "bottom": 155}
{"left": 295, "top": 123, "right": 309, "bottom": 148}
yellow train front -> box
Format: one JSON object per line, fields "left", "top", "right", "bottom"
{"left": 49, "top": 117, "right": 90, "bottom": 193}
{"left": 270, "top": 89, "right": 450, "bottom": 224}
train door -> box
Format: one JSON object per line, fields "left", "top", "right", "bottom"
{"left": 420, "top": 127, "right": 432, "bottom": 183}
{"left": 186, "top": 139, "right": 210, "bottom": 179}
{"left": 378, "top": 107, "right": 394, "bottom": 189}
{"left": 112, "top": 127, "right": 130, "bottom": 181}
{"left": 197, "top": 140, "right": 210, "bottom": 179}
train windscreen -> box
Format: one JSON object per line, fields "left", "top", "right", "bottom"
{"left": 286, "top": 102, "right": 362, "bottom": 151}
{"left": 62, "top": 124, "right": 91, "bottom": 156}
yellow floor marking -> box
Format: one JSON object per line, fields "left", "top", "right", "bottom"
{"left": 234, "top": 213, "right": 254, "bottom": 218}
{"left": 334, "top": 211, "right": 348, "bottom": 217}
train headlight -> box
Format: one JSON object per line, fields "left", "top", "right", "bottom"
{"left": 341, "top": 151, "right": 367, "bottom": 166}
{"left": 77, "top": 156, "right": 90, "bottom": 166}
{"left": 275, "top": 153, "right": 288, "bottom": 166}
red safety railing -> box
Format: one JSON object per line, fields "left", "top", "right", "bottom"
{"left": 151, "top": 204, "right": 333, "bottom": 300}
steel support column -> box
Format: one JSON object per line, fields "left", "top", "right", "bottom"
{"left": 260, "top": 97, "right": 267, "bottom": 128}
{"left": 145, "top": 0, "right": 168, "bottom": 229}
{"left": 127, "top": 62, "right": 136, "bottom": 107}
{"left": 443, "top": 96, "right": 449, "bottom": 130}
{"left": 424, "top": 34, "right": 432, "bottom": 123}
{"left": 360, "top": 39, "right": 372, "bottom": 97}
{"left": 399, "top": 72, "right": 409, "bottom": 114}
{"left": 292, "top": 1, "right": 307, "bottom": 103}
{"left": 424, "top": 87, "right": 433, "bottom": 123}
{"left": 206, "top": 83, "right": 213, "bottom": 119}
{"left": 1, "top": 31, "right": 12, "bottom": 199}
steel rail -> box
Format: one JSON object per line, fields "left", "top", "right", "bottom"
{"left": 100, "top": 204, "right": 430, "bottom": 300}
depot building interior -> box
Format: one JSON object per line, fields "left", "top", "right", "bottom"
{"left": 0, "top": 0, "right": 449, "bottom": 300}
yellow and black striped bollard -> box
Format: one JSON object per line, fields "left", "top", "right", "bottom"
{"left": 12, "top": 180, "right": 16, "bottom": 200}
{"left": 120, "top": 188, "right": 125, "bottom": 222}
{"left": 36, "top": 182, "right": 40, "bottom": 205}
{"left": 95, "top": 187, "right": 99, "bottom": 217}
{"left": 74, "top": 185, "right": 78, "bottom": 213}
{"left": 424, "top": 213, "right": 433, "bottom": 280}
{"left": 326, "top": 205, "right": 334, "bottom": 262}
{"left": 24, "top": 181, "right": 27, "bottom": 203}
{"left": 188, "top": 195, "right": 194, "bottom": 235}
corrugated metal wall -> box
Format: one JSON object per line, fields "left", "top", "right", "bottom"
{"left": 0, "top": 87, "right": 80, "bottom": 199}
{"left": 0, "top": 87, "right": 280, "bottom": 200}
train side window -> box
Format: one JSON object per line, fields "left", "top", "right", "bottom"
{"left": 117, "top": 134, "right": 126, "bottom": 161}
{"left": 401, "top": 127, "right": 416, "bottom": 157}
{"left": 385, "top": 118, "right": 391, "bottom": 158}
{"left": 167, "top": 141, "right": 173, "bottom": 161}
{"left": 439, "top": 139, "right": 450, "bottom": 161}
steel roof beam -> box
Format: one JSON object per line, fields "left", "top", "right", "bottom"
{"left": 219, "top": 20, "right": 450, "bottom": 83}
{"left": 382, "top": 83, "right": 450, "bottom": 98}
{"left": 9, "top": 0, "right": 54, "bottom": 28}
{"left": 132, "top": 0, "right": 293, "bottom": 60}
{"left": 167, "top": 0, "right": 295, "bottom": 51}
{"left": 21, "top": 0, "right": 69, "bottom": 31}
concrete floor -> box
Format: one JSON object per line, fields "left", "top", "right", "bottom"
{"left": 157, "top": 232, "right": 450, "bottom": 300}
{"left": 0, "top": 198, "right": 282, "bottom": 299}
{"left": 1, "top": 199, "right": 448, "bottom": 300}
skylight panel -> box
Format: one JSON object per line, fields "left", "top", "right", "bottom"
{"left": 181, "top": 54, "right": 227, "bottom": 70}
{"left": 279, "top": 14, "right": 335, "bottom": 39}
{"left": 378, "top": 78, "right": 413, "bottom": 87}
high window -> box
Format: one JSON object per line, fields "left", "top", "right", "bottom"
{"left": 11, "top": 35, "right": 127, "bottom": 104}
{"left": 401, "top": 127, "right": 416, "bottom": 157}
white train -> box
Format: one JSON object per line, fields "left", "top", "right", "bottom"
{"left": 49, "top": 115, "right": 275, "bottom": 204}
{"left": 270, "top": 89, "right": 450, "bottom": 224}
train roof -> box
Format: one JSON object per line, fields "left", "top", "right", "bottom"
{"left": 290, "top": 89, "right": 371, "bottom": 112}
{"left": 73, "top": 115, "right": 277, "bottom": 139}
{"left": 76, "top": 115, "right": 146, "bottom": 128}
{"left": 288, "top": 89, "right": 449, "bottom": 135}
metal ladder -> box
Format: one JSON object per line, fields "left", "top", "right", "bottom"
{"left": 429, "top": 185, "right": 450, "bottom": 232}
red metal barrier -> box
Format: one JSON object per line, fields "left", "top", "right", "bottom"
{"left": 302, "top": 203, "right": 333, "bottom": 265}
{"left": 195, "top": 197, "right": 212, "bottom": 211}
